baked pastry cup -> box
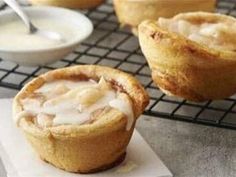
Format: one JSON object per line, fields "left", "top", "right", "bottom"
{"left": 13, "top": 65, "right": 149, "bottom": 173}
{"left": 139, "top": 12, "right": 236, "bottom": 102}
{"left": 114, "top": 0, "right": 216, "bottom": 35}
{"left": 29, "top": 0, "right": 105, "bottom": 9}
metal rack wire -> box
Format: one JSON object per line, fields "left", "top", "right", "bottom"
{"left": 0, "top": 0, "right": 236, "bottom": 129}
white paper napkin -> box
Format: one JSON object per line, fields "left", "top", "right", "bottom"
{"left": 0, "top": 99, "right": 173, "bottom": 177}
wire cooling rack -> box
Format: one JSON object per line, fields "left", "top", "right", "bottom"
{"left": 0, "top": 0, "right": 236, "bottom": 130}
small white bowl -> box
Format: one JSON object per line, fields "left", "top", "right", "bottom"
{"left": 0, "top": 6, "right": 93, "bottom": 66}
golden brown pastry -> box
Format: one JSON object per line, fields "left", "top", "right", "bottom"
{"left": 13, "top": 65, "right": 149, "bottom": 173}
{"left": 139, "top": 12, "right": 236, "bottom": 102}
{"left": 29, "top": 0, "right": 105, "bottom": 9}
{"left": 114, "top": 0, "right": 216, "bottom": 35}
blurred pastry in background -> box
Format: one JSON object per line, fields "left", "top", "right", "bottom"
{"left": 29, "top": 0, "right": 105, "bottom": 9}
{"left": 114, "top": 0, "right": 216, "bottom": 35}
{"left": 139, "top": 12, "right": 236, "bottom": 102}
{"left": 13, "top": 65, "right": 149, "bottom": 173}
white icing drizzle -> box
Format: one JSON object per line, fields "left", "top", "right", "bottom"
{"left": 17, "top": 78, "right": 134, "bottom": 130}
{"left": 37, "top": 113, "right": 53, "bottom": 127}
{"left": 53, "top": 90, "right": 117, "bottom": 126}
{"left": 158, "top": 17, "right": 236, "bottom": 51}
{"left": 109, "top": 98, "right": 134, "bottom": 131}
{"left": 53, "top": 110, "right": 90, "bottom": 126}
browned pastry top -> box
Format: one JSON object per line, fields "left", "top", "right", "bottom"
{"left": 13, "top": 65, "right": 149, "bottom": 136}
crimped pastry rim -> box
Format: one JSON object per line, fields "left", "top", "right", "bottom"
{"left": 118, "top": 0, "right": 212, "bottom": 2}
{"left": 29, "top": 0, "right": 105, "bottom": 9}
{"left": 13, "top": 65, "right": 149, "bottom": 137}
{"left": 139, "top": 12, "right": 236, "bottom": 60}
{"left": 114, "top": 0, "right": 216, "bottom": 29}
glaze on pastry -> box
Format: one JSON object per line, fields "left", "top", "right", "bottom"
{"left": 139, "top": 12, "right": 236, "bottom": 101}
{"left": 13, "top": 65, "right": 149, "bottom": 173}
{"left": 29, "top": 0, "right": 105, "bottom": 9}
{"left": 114, "top": 0, "right": 216, "bottom": 35}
